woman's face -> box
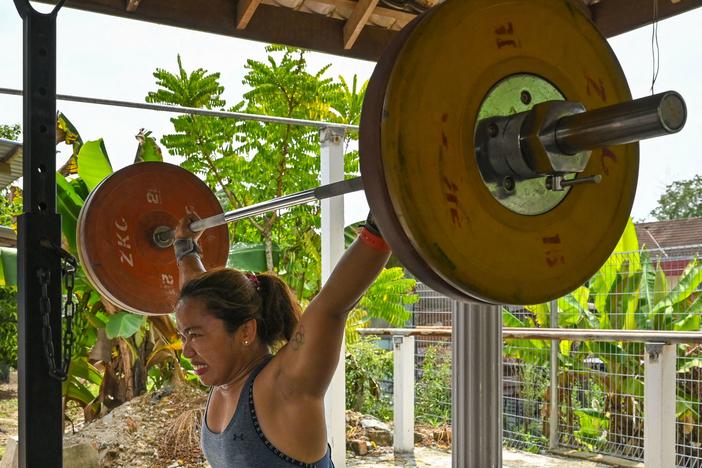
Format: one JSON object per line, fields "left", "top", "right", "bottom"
{"left": 175, "top": 297, "right": 243, "bottom": 387}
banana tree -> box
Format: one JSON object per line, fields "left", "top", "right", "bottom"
{"left": 55, "top": 114, "right": 185, "bottom": 422}
{"left": 504, "top": 217, "right": 702, "bottom": 454}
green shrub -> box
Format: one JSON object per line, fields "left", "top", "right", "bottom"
{"left": 0, "top": 286, "right": 17, "bottom": 372}
{"left": 416, "top": 344, "right": 452, "bottom": 426}
{"left": 345, "top": 336, "right": 393, "bottom": 421}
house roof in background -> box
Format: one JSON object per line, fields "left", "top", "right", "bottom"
{"left": 0, "top": 139, "right": 22, "bottom": 191}
{"left": 0, "top": 226, "right": 17, "bottom": 248}
{"left": 635, "top": 217, "right": 702, "bottom": 251}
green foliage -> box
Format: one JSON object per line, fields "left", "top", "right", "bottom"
{"left": 572, "top": 408, "right": 609, "bottom": 450}
{"left": 52, "top": 115, "right": 193, "bottom": 417}
{"left": 57, "top": 112, "right": 83, "bottom": 176}
{"left": 76, "top": 139, "right": 113, "bottom": 191}
{"left": 0, "top": 287, "right": 18, "bottom": 368}
{"left": 0, "top": 124, "right": 20, "bottom": 140}
{"left": 416, "top": 345, "right": 452, "bottom": 426}
{"left": 0, "top": 187, "right": 22, "bottom": 231}
{"left": 134, "top": 129, "right": 163, "bottom": 163}
{"left": 147, "top": 49, "right": 367, "bottom": 301}
{"left": 650, "top": 175, "right": 702, "bottom": 220}
{"left": 345, "top": 336, "right": 393, "bottom": 421}
{"left": 347, "top": 267, "right": 418, "bottom": 343}
{"left": 504, "top": 218, "right": 702, "bottom": 456}
{"left": 106, "top": 312, "right": 147, "bottom": 339}
{"left": 0, "top": 248, "right": 17, "bottom": 286}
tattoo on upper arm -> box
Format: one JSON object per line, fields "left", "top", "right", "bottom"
{"left": 290, "top": 325, "right": 305, "bottom": 351}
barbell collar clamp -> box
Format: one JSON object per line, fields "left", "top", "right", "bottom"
{"left": 546, "top": 174, "right": 602, "bottom": 192}
{"left": 477, "top": 91, "right": 687, "bottom": 183}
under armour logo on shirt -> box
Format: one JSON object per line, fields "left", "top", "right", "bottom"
{"left": 232, "top": 433, "right": 245, "bottom": 441}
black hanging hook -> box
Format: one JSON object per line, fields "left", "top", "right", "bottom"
{"left": 13, "top": 0, "right": 67, "bottom": 19}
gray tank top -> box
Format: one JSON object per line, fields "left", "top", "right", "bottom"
{"left": 201, "top": 356, "right": 334, "bottom": 468}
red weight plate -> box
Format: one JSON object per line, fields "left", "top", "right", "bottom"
{"left": 77, "top": 162, "right": 229, "bottom": 315}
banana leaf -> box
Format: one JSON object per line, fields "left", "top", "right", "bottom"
{"left": 56, "top": 173, "right": 85, "bottom": 253}
{"left": 77, "top": 139, "right": 113, "bottom": 191}
{"left": 61, "top": 356, "right": 101, "bottom": 406}
{"left": 558, "top": 286, "right": 591, "bottom": 328}
{"left": 650, "top": 259, "right": 702, "bottom": 329}
{"left": 590, "top": 219, "right": 640, "bottom": 315}
{"left": 133, "top": 129, "right": 163, "bottom": 163}
{"left": 105, "top": 312, "right": 146, "bottom": 339}
{"left": 0, "top": 248, "right": 17, "bottom": 286}
{"left": 57, "top": 112, "right": 83, "bottom": 177}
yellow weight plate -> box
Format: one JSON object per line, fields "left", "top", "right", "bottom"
{"left": 361, "top": 11, "right": 482, "bottom": 303}
{"left": 379, "top": 0, "right": 638, "bottom": 305}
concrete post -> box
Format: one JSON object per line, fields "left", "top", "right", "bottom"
{"left": 320, "top": 127, "right": 347, "bottom": 467}
{"left": 644, "top": 342, "right": 676, "bottom": 468}
{"left": 452, "top": 302, "right": 503, "bottom": 468}
{"left": 393, "top": 335, "right": 416, "bottom": 453}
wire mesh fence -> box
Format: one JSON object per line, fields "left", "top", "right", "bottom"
{"left": 503, "top": 337, "right": 550, "bottom": 452}
{"left": 399, "top": 245, "right": 702, "bottom": 465}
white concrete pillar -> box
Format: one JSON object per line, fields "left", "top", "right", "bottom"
{"left": 644, "top": 342, "right": 676, "bottom": 468}
{"left": 393, "top": 334, "right": 415, "bottom": 453}
{"left": 452, "top": 302, "right": 502, "bottom": 468}
{"left": 320, "top": 127, "right": 347, "bottom": 467}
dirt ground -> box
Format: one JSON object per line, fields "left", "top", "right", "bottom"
{"left": 0, "top": 379, "right": 628, "bottom": 467}
{"left": 0, "top": 382, "right": 18, "bottom": 460}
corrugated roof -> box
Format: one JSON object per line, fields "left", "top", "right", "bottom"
{"left": 0, "top": 226, "right": 16, "bottom": 248}
{"left": 635, "top": 217, "right": 702, "bottom": 251}
{"left": 0, "top": 139, "right": 22, "bottom": 191}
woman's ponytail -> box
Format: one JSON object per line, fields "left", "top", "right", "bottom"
{"left": 256, "top": 273, "right": 302, "bottom": 346}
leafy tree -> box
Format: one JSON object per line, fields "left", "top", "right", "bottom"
{"left": 0, "top": 122, "right": 22, "bottom": 230}
{"left": 650, "top": 175, "right": 702, "bottom": 220}
{"left": 0, "top": 123, "right": 20, "bottom": 140}
{"left": 53, "top": 118, "right": 187, "bottom": 422}
{"left": 0, "top": 187, "right": 21, "bottom": 230}
{"left": 147, "top": 48, "right": 361, "bottom": 300}
{"left": 0, "top": 286, "right": 17, "bottom": 377}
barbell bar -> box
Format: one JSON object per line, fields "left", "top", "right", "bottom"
{"left": 153, "top": 177, "right": 365, "bottom": 247}
{"left": 76, "top": 0, "right": 689, "bottom": 315}
{"left": 151, "top": 91, "right": 684, "bottom": 249}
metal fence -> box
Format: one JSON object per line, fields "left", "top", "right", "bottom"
{"left": 366, "top": 245, "right": 702, "bottom": 466}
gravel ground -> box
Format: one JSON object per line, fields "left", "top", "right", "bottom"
{"left": 347, "top": 446, "right": 615, "bottom": 467}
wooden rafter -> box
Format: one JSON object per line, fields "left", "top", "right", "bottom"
{"left": 261, "top": 0, "right": 416, "bottom": 28}
{"left": 237, "top": 0, "right": 263, "bottom": 30}
{"left": 125, "top": 0, "right": 141, "bottom": 12}
{"left": 343, "top": 0, "right": 380, "bottom": 49}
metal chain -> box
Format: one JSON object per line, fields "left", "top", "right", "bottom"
{"left": 38, "top": 241, "right": 78, "bottom": 381}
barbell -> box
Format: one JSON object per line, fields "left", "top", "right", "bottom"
{"left": 77, "top": 0, "right": 687, "bottom": 315}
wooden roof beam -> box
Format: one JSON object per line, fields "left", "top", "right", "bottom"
{"left": 126, "top": 0, "right": 141, "bottom": 12}
{"left": 237, "top": 0, "right": 263, "bottom": 30}
{"left": 343, "top": 0, "right": 380, "bottom": 49}
{"left": 317, "top": 0, "right": 415, "bottom": 25}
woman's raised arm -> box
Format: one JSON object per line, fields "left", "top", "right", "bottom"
{"left": 275, "top": 219, "right": 391, "bottom": 399}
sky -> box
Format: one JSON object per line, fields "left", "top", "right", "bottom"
{"left": 0, "top": 2, "right": 701, "bottom": 224}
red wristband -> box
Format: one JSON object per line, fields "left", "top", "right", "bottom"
{"left": 359, "top": 227, "right": 391, "bottom": 253}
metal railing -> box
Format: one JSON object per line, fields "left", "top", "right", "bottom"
{"left": 357, "top": 327, "right": 697, "bottom": 466}
{"left": 354, "top": 245, "right": 702, "bottom": 467}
